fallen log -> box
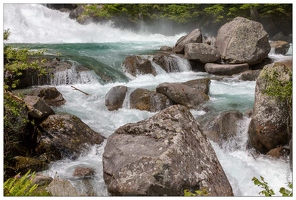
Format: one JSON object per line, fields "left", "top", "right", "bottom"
{"left": 71, "top": 86, "right": 89, "bottom": 95}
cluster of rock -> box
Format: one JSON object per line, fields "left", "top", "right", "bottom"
{"left": 105, "top": 78, "right": 210, "bottom": 112}
{"left": 5, "top": 16, "right": 292, "bottom": 196}
{"left": 7, "top": 87, "right": 105, "bottom": 176}
{"left": 102, "top": 17, "right": 292, "bottom": 196}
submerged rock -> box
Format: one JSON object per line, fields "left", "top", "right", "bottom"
{"left": 73, "top": 167, "right": 95, "bottom": 178}
{"left": 152, "top": 53, "right": 188, "bottom": 73}
{"left": 269, "top": 40, "right": 290, "bottom": 55}
{"left": 103, "top": 105, "right": 233, "bottom": 196}
{"left": 203, "top": 110, "right": 244, "bottom": 146}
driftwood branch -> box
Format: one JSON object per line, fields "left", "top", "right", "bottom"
{"left": 71, "top": 86, "right": 89, "bottom": 95}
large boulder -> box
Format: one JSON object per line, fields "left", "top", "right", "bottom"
{"left": 205, "top": 63, "right": 249, "bottom": 76}
{"left": 248, "top": 62, "right": 292, "bottom": 153}
{"left": 105, "top": 85, "right": 128, "bottom": 111}
{"left": 156, "top": 82, "right": 209, "bottom": 109}
{"left": 36, "top": 114, "right": 105, "bottom": 162}
{"left": 129, "top": 88, "right": 173, "bottom": 112}
{"left": 122, "top": 55, "right": 157, "bottom": 76}
{"left": 184, "top": 43, "right": 220, "bottom": 63}
{"left": 216, "top": 17, "right": 271, "bottom": 66}
{"left": 174, "top": 29, "right": 203, "bottom": 54}
{"left": 103, "top": 105, "right": 233, "bottom": 196}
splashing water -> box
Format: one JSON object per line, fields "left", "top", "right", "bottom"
{"left": 3, "top": 3, "right": 292, "bottom": 196}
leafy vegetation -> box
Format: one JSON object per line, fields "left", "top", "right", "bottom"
{"left": 4, "top": 170, "right": 51, "bottom": 196}
{"left": 79, "top": 4, "right": 291, "bottom": 34}
{"left": 3, "top": 29, "right": 46, "bottom": 180}
{"left": 184, "top": 188, "right": 208, "bottom": 196}
{"left": 261, "top": 63, "right": 292, "bottom": 135}
{"left": 262, "top": 63, "right": 292, "bottom": 104}
{"left": 4, "top": 29, "right": 46, "bottom": 91}
{"left": 4, "top": 170, "right": 36, "bottom": 196}
{"left": 252, "top": 176, "right": 292, "bottom": 196}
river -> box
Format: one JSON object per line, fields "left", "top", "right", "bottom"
{"left": 3, "top": 3, "right": 292, "bottom": 196}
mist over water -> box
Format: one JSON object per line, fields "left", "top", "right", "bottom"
{"left": 4, "top": 3, "right": 186, "bottom": 44}
{"left": 4, "top": 3, "right": 292, "bottom": 196}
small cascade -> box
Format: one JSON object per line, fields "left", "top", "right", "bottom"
{"left": 163, "top": 56, "right": 181, "bottom": 72}
{"left": 170, "top": 54, "right": 192, "bottom": 72}
{"left": 121, "top": 87, "right": 136, "bottom": 109}
{"left": 220, "top": 117, "right": 251, "bottom": 152}
{"left": 151, "top": 62, "right": 167, "bottom": 75}
{"left": 51, "top": 64, "right": 100, "bottom": 85}
{"left": 148, "top": 54, "right": 192, "bottom": 75}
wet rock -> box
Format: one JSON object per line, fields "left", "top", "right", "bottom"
{"left": 152, "top": 53, "right": 189, "bottom": 73}
{"left": 122, "top": 55, "right": 157, "bottom": 76}
{"left": 216, "top": 17, "right": 271, "bottom": 66}
{"left": 103, "top": 105, "right": 233, "bottom": 196}
{"left": 203, "top": 110, "right": 243, "bottom": 146}
{"left": 30, "top": 87, "right": 66, "bottom": 107}
{"left": 239, "top": 70, "right": 261, "bottom": 81}
{"left": 36, "top": 114, "right": 105, "bottom": 162}
{"left": 156, "top": 82, "right": 209, "bottom": 109}
{"left": 266, "top": 146, "right": 289, "bottom": 159}
{"left": 105, "top": 85, "right": 128, "bottom": 111}
{"left": 205, "top": 63, "right": 249, "bottom": 76}
{"left": 24, "top": 96, "right": 55, "bottom": 122}
{"left": 182, "top": 78, "right": 211, "bottom": 95}
{"left": 129, "top": 88, "right": 173, "bottom": 112}
{"left": 269, "top": 40, "right": 290, "bottom": 55}
{"left": 73, "top": 167, "right": 95, "bottom": 178}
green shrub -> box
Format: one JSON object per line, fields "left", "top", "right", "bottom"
{"left": 4, "top": 29, "right": 46, "bottom": 91}
{"left": 252, "top": 176, "right": 292, "bottom": 196}
{"left": 183, "top": 188, "right": 208, "bottom": 196}
{"left": 4, "top": 170, "right": 38, "bottom": 196}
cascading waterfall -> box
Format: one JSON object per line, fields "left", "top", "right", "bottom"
{"left": 51, "top": 63, "right": 101, "bottom": 86}
{"left": 4, "top": 3, "right": 292, "bottom": 196}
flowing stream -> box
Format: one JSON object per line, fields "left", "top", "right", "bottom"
{"left": 4, "top": 3, "right": 292, "bottom": 196}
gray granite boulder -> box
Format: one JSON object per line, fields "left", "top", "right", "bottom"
{"left": 103, "top": 105, "right": 233, "bottom": 196}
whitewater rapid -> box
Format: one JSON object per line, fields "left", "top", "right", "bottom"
{"left": 3, "top": 3, "right": 293, "bottom": 196}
